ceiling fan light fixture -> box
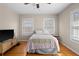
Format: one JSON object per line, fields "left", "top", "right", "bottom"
{"left": 36, "top": 4, "right": 39, "bottom": 8}
{"left": 24, "top": 3, "right": 51, "bottom": 9}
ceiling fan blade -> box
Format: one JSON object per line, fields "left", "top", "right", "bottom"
{"left": 24, "top": 3, "right": 29, "bottom": 5}
{"left": 48, "top": 3, "right": 51, "bottom": 4}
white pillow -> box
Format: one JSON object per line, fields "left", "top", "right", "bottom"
{"left": 35, "top": 30, "right": 50, "bottom": 35}
{"left": 43, "top": 30, "right": 50, "bottom": 34}
{"left": 35, "top": 30, "right": 43, "bottom": 34}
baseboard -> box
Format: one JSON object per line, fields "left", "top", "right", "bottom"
{"left": 61, "top": 41, "right": 79, "bottom": 55}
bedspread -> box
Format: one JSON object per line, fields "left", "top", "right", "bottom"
{"left": 27, "top": 34, "right": 60, "bottom": 53}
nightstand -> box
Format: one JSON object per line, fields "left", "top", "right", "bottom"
{"left": 54, "top": 36, "right": 60, "bottom": 42}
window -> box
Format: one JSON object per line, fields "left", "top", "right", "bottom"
{"left": 44, "top": 17, "right": 55, "bottom": 35}
{"left": 71, "top": 12, "right": 79, "bottom": 41}
{"left": 22, "top": 18, "right": 34, "bottom": 36}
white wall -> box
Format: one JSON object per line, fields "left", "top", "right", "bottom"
{"left": 59, "top": 3, "right": 79, "bottom": 55}
{"left": 0, "top": 5, "right": 19, "bottom": 41}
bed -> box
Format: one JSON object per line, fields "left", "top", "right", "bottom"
{"left": 27, "top": 30, "right": 60, "bottom": 54}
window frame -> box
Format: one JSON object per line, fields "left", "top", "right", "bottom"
{"left": 43, "top": 17, "right": 56, "bottom": 35}
{"left": 22, "top": 18, "right": 34, "bottom": 36}
{"left": 70, "top": 10, "right": 79, "bottom": 43}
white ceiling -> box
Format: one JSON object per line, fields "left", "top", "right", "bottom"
{"left": 5, "top": 3, "right": 70, "bottom": 14}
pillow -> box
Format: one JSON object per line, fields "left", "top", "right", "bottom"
{"left": 35, "top": 30, "right": 43, "bottom": 34}
{"left": 43, "top": 30, "right": 50, "bottom": 35}
{"left": 35, "top": 29, "right": 50, "bottom": 35}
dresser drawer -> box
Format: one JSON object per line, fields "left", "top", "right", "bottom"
{"left": 2, "top": 39, "right": 12, "bottom": 53}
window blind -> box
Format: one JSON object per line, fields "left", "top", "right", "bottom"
{"left": 22, "top": 18, "right": 34, "bottom": 36}
{"left": 44, "top": 18, "right": 55, "bottom": 35}
{"left": 72, "top": 12, "right": 79, "bottom": 41}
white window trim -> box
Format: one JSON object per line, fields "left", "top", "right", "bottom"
{"left": 22, "top": 18, "right": 34, "bottom": 30}
{"left": 22, "top": 18, "right": 34, "bottom": 36}
{"left": 70, "top": 9, "right": 79, "bottom": 43}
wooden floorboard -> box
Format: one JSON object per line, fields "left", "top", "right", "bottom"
{"left": 4, "top": 41, "right": 27, "bottom": 56}
{"left": 3, "top": 41, "right": 78, "bottom": 56}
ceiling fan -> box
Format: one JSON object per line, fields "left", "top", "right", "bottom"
{"left": 24, "top": 3, "right": 51, "bottom": 8}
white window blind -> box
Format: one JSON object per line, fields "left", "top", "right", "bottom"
{"left": 22, "top": 18, "right": 34, "bottom": 36}
{"left": 44, "top": 18, "right": 55, "bottom": 35}
{"left": 72, "top": 12, "right": 79, "bottom": 41}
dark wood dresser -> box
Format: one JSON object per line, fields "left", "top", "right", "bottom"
{"left": 54, "top": 36, "right": 60, "bottom": 42}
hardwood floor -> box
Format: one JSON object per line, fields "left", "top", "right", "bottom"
{"left": 4, "top": 41, "right": 27, "bottom": 56}
{"left": 3, "top": 41, "right": 78, "bottom": 56}
{"left": 57, "top": 43, "right": 78, "bottom": 56}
